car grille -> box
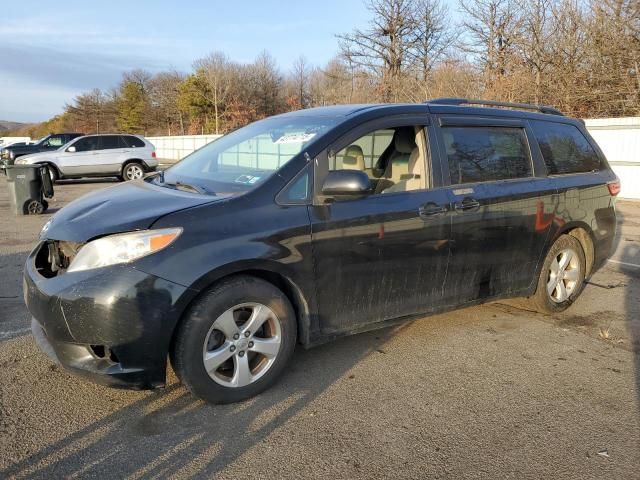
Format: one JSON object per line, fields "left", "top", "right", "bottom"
{"left": 35, "top": 240, "right": 82, "bottom": 278}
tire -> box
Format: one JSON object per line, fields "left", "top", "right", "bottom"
{"left": 122, "top": 162, "right": 144, "bottom": 181}
{"left": 25, "top": 200, "right": 44, "bottom": 215}
{"left": 171, "top": 275, "right": 297, "bottom": 404}
{"left": 47, "top": 165, "right": 58, "bottom": 183}
{"left": 526, "top": 234, "right": 586, "bottom": 314}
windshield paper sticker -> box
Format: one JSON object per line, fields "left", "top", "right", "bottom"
{"left": 235, "top": 174, "right": 261, "bottom": 184}
{"left": 274, "top": 133, "right": 316, "bottom": 144}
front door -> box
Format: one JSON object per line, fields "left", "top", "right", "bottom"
{"left": 310, "top": 119, "right": 452, "bottom": 334}
{"left": 57, "top": 136, "right": 100, "bottom": 176}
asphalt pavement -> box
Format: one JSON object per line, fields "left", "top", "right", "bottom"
{"left": 0, "top": 176, "right": 638, "bottom": 479}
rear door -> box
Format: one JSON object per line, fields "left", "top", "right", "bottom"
{"left": 95, "top": 135, "right": 130, "bottom": 174}
{"left": 433, "top": 115, "right": 555, "bottom": 304}
{"left": 310, "top": 116, "right": 452, "bottom": 334}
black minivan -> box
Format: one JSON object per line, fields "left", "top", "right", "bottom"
{"left": 25, "top": 99, "right": 619, "bottom": 403}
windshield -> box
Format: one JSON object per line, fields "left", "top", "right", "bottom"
{"left": 154, "top": 115, "right": 339, "bottom": 195}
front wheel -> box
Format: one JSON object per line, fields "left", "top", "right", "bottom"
{"left": 47, "top": 165, "right": 58, "bottom": 183}
{"left": 526, "top": 234, "right": 586, "bottom": 314}
{"left": 171, "top": 276, "right": 297, "bottom": 404}
{"left": 122, "top": 162, "right": 144, "bottom": 181}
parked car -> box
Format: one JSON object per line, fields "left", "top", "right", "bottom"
{"left": 1, "top": 133, "right": 83, "bottom": 167}
{"left": 25, "top": 99, "right": 619, "bottom": 403}
{"left": 14, "top": 133, "right": 158, "bottom": 181}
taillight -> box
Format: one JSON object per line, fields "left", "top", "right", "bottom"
{"left": 151, "top": 151, "right": 156, "bottom": 158}
{"left": 607, "top": 179, "right": 621, "bottom": 196}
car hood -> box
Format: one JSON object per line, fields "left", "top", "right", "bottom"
{"left": 17, "top": 151, "right": 56, "bottom": 163}
{"left": 42, "top": 180, "right": 229, "bottom": 242}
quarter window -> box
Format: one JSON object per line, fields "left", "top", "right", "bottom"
{"left": 123, "top": 135, "right": 146, "bottom": 148}
{"left": 442, "top": 126, "right": 532, "bottom": 185}
{"left": 530, "top": 121, "right": 601, "bottom": 174}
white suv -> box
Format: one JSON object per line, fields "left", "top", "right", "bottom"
{"left": 15, "top": 134, "right": 158, "bottom": 182}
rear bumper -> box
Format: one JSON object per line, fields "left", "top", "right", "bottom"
{"left": 24, "top": 243, "right": 192, "bottom": 389}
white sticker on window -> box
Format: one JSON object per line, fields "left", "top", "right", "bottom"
{"left": 274, "top": 133, "right": 316, "bottom": 144}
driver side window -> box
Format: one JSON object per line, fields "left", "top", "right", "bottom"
{"left": 73, "top": 137, "right": 99, "bottom": 152}
{"left": 330, "top": 126, "right": 427, "bottom": 194}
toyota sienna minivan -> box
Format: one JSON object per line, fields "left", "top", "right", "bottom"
{"left": 25, "top": 99, "right": 619, "bottom": 403}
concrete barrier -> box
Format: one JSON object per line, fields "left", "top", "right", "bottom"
{"left": 585, "top": 117, "right": 640, "bottom": 199}
{"left": 146, "top": 134, "right": 222, "bottom": 162}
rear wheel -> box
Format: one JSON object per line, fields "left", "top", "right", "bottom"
{"left": 171, "top": 276, "right": 297, "bottom": 404}
{"left": 526, "top": 234, "right": 586, "bottom": 313}
{"left": 122, "top": 162, "right": 144, "bottom": 181}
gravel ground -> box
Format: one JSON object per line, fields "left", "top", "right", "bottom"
{"left": 0, "top": 177, "right": 638, "bottom": 479}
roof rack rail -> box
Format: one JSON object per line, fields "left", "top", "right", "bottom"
{"left": 426, "top": 97, "right": 564, "bottom": 116}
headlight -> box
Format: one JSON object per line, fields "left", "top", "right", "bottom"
{"left": 14, "top": 158, "right": 28, "bottom": 165}
{"left": 67, "top": 228, "right": 182, "bottom": 273}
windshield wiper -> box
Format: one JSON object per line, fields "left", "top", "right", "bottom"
{"left": 168, "top": 181, "right": 211, "bottom": 195}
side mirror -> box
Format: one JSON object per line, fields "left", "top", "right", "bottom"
{"left": 67, "top": 146, "right": 76, "bottom": 153}
{"left": 321, "top": 170, "right": 371, "bottom": 197}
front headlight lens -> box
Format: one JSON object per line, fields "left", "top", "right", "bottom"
{"left": 67, "top": 228, "right": 182, "bottom": 273}
{"left": 14, "top": 158, "right": 28, "bottom": 165}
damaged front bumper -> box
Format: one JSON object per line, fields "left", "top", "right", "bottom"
{"left": 24, "top": 241, "right": 191, "bottom": 389}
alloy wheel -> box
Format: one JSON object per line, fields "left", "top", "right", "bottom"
{"left": 125, "top": 164, "right": 144, "bottom": 180}
{"left": 547, "top": 248, "right": 581, "bottom": 303}
{"left": 202, "top": 302, "right": 282, "bottom": 388}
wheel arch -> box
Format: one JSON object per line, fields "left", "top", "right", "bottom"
{"left": 551, "top": 221, "right": 596, "bottom": 277}
{"left": 36, "top": 161, "right": 60, "bottom": 177}
{"left": 121, "top": 158, "right": 145, "bottom": 173}
{"left": 170, "top": 262, "right": 312, "bottom": 353}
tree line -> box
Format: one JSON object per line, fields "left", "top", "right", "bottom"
{"left": 10, "top": 0, "right": 639, "bottom": 138}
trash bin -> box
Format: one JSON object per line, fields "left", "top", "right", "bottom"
{"left": 5, "top": 164, "right": 53, "bottom": 215}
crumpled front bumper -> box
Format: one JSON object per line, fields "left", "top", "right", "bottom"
{"left": 24, "top": 241, "right": 193, "bottom": 389}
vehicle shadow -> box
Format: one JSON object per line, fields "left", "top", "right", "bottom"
{"left": 54, "top": 178, "right": 120, "bottom": 185}
{"left": 1, "top": 322, "right": 406, "bottom": 478}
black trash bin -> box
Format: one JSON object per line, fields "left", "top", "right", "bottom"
{"left": 5, "top": 164, "right": 54, "bottom": 215}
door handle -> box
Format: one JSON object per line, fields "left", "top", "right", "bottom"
{"left": 419, "top": 203, "right": 447, "bottom": 218}
{"left": 454, "top": 198, "right": 481, "bottom": 211}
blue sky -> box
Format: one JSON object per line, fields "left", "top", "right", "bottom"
{"left": 0, "top": 0, "right": 458, "bottom": 123}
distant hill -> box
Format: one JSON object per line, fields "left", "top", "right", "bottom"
{"left": 0, "top": 120, "right": 30, "bottom": 133}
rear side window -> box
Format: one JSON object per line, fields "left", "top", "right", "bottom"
{"left": 530, "top": 121, "right": 601, "bottom": 174}
{"left": 442, "top": 126, "right": 532, "bottom": 185}
{"left": 98, "top": 136, "right": 124, "bottom": 150}
{"left": 123, "top": 135, "right": 145, "bottom": 148}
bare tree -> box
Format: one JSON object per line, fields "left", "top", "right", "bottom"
{"left": 408, "top": 0, "right": 455, "bottom": 81}
{"left": 291, "top": 55, "right": 311, "bottom": 109}
{"left": 194, "top": 52, "right": 236, "bottom": 134}
{"left": 459, "top": 0, "right": 522, "bottom": 94}
{"left": 338, "top": 0, "right": 418, "bottom": 101}
{"left": 149, "top": 70, "right": 186, "bottom": 135}
{"left": 515, "top": 0, "right": 555, "bottom": 103}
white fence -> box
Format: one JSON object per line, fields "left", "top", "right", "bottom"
{"left": 146, "top": 120, "right": 640, "bottom": 199}
{"left": 146, "top": 134, "right": 222, "bottom": 162}
{"left": 585, "top": 118, "right": 640, "bottom": 199}
{"left": 0, "top": 136, "right": 31, "bottom": 147}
